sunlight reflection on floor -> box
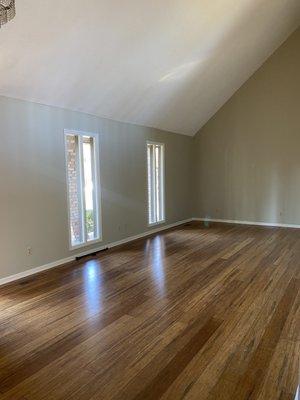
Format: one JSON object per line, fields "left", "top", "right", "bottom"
{"left": 83, "top": 260, "right": 103, "bottom": 316}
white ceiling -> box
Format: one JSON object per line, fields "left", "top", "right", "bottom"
{"left": 0, "top": 1, "right": 299, "bottom": 136}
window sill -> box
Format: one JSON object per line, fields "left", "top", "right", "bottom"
{"left": 69, "top": 237, "right": 103, "bottom": 251}
{"left": 148, "top": 220, "right": 166, "bottom": 228}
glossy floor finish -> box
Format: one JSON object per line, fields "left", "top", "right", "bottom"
{"left": 0, "top": 222, "right": 299, "bottom": 400}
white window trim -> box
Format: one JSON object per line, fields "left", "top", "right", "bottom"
{"left": 146, "top": 140, "right": 166, "bottom": 227}
{"left": 64, "top": 129, "right": 103, "bottom": 251}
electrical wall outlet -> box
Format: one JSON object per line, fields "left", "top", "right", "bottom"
{"left": 27, "top": 246, "right": 32, "bottom": 256}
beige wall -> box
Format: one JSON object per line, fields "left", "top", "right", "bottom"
{"left": 0, "top": 96, "right": 193, "bottom": 279}
{"left": 194, "top": 28, "right": 300, "bottom": 226}
{"left": 1, "top": 28, "right": 300, "bottom": 281}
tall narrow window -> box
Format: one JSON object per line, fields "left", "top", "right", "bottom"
{"left": 65, "top": 130, "right": 101, "bottom": 248}
{"left": 147, "top": 141, "right": 165, "bottom": 225}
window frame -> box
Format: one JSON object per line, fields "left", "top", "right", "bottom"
{"left": 64, "top": 129, "right": 102, "bottom": 250}
{"left": 146, "top": 140, "right": 166, "bottom": 227}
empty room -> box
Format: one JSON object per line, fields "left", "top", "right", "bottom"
{"left": 0, "top": 1, "right": 299, "bottom": 399}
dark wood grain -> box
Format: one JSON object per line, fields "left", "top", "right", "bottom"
{"left": 0, "top": 221, "right": 299, "bottom": 400}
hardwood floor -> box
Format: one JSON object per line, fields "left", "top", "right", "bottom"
{"left": 0, "top": 221, "right": 299, "bottom": 400}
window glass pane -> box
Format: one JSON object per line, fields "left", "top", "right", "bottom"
{"left": 147, "top": 145, "right": 153, "bottom": 224}
{"left": 66, "top": 135, "right": 83, "bottom": 246}
{"left": 65, "top": 132, "right": 101, "bottom": 248}
{"left": 155, "top": 145, "right": 160, "bottom": 222}
{"left": 147, "top": 143, "right": 164, "bottom": 225}
{"left": 83, "top": 136, "right": 97, "bottom": 241}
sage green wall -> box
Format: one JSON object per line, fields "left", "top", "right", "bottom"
{"left": 0, "top": 96, "right": 193, "bottom": 279}
{"left": 194, "top": 27, "right": 300, "bottom": 225}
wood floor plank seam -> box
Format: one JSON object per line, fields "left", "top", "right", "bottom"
{"left": 0, "top": 222, "right": 299, "bottom": 400}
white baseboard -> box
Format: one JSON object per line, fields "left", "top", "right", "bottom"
{"left": 0, "top": 218, "right": 193, "bottom": 286}
{"left": 0, "top": 256, "right": 75, "bottom": 286}
{"left": 193, "top": 217, "right": 300, "bottom": 229}
{"left": 2, "top": 216, "right": 299, "bottom": 286}
{"left": 74, "top": 218, "right": 193, "bottom": 259}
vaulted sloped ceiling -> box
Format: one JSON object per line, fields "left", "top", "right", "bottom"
{"left": 0, "top": 1, "right": 299, "bottom": 136}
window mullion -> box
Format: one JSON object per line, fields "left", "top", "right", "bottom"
{"left": 147, "top": 145, "right": 152, "bottom": 224}
{"left": 78, "top": 135, "right": 87, "bottom": 244}
{"left": 152, "top": 145, "right": 157, "bottom": 223}
{"left": 74, "top": 135, "right": 83, "bottom": 245}
{"left": 149, "top": 145, "right": 153, "bottom": 223}
{"left": 91, "top": 138, "right": 98, "bottom": 239}
{"left": 157, "top": 146, "right": 161, "bottom": 222}
{"left": 161, "top": 145, "right": 165, "bottom": 221}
